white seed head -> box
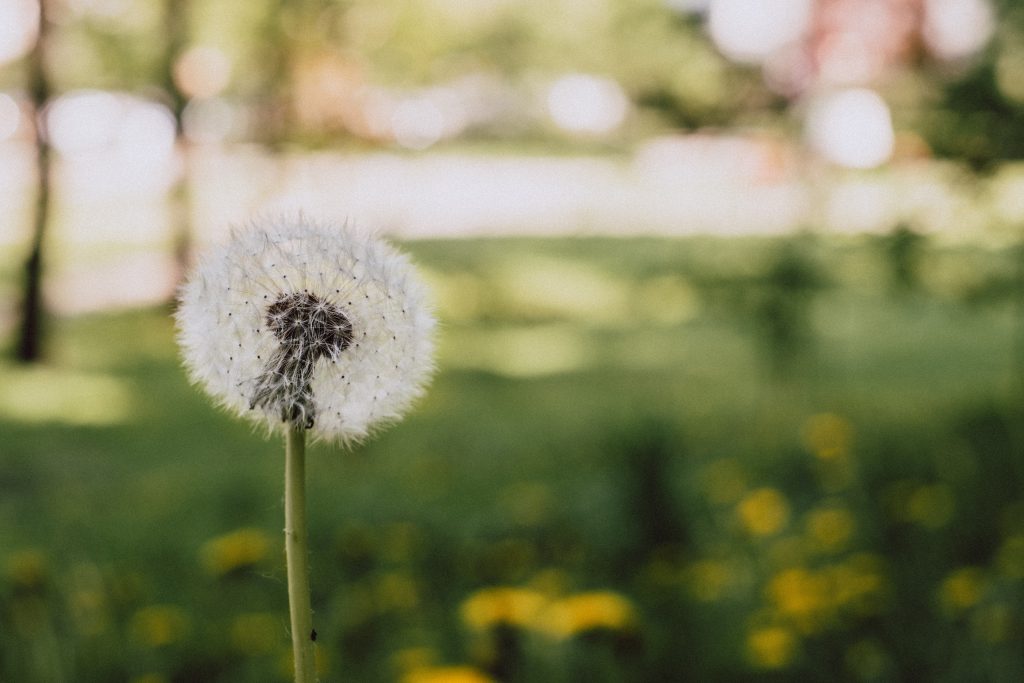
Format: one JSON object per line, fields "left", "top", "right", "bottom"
{"left": 176, "top": 216, "right": 436, "bottom": 444}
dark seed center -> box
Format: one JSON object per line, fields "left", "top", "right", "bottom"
{"left": 249, "top": 292, "right": 353, "bottom": 429}
{"left": 266, "top": 292, "right": 353, "bottom": 357}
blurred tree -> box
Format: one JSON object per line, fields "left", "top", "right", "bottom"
{"left": 919, "top": 1, "right": 1024, "bottom": 171}
{"left": 614, "top": 419, "right": 688, "bottom": 563}
{"left": 624, "top": 2, "right": 778, "bottom": 130}
{"left": 251, "top": 0, "right": 301, "bottom": 146}
{"left": 881, "top": 223, "right": 926, "bottom": 294}
{"left": 755, "top": 238, "right": 827, "bottom": 377}
{"left": 923, "top": 62, "right": 1024, "bottom": 172}
{"left": 16, "top": 0, "right": 54, "bottom": 363}
{"left": 252, "top": 0, "right": 353, "bottom": 147}
{"left": 160, "top": 0, "right": 194, "bottom": 283}
{"left": 56, "top": 0, "right": 163, "bottom": 90}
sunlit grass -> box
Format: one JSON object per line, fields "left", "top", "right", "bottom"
{"left": 0, "top": 365, "right": 135, "bottom": 425}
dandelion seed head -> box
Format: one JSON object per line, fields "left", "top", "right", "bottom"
{"left": 176, "top": 215, "right": 436, "bottom": 444}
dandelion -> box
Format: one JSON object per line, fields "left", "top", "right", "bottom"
{"left": 176, "top": 215, "right": 436, "bottom": 683}
{"left": 176, "top": 215, "right": 435, "bottom": 443}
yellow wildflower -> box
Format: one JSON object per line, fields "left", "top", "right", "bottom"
{"left": 460, "top": 587, "right": 547, "bottom": 631}
{"left": 200, "top": 528, "right": 271, "bottom": 577}
{"left": 402, "top": 665, "right": 494, "bottom": 683}
{"left": 737, "top": 488, "right": 791, "bottom": 537}
{"left": 746, "top": 625, "right": 798, "bottom": 669}
{"left": 768, "top": 568, "right": 830, "bottom": 632}
{"left": 940, "top": 567, "right": 987, "bottom": 614}
{"left": 5, "top": 549, "right": 48, "bottom": 590}
{"left": 539, "top": 591, "right": 636, "bottom": 639}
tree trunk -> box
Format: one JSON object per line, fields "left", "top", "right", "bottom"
{"left": 162, "top": 0, "right": 193, "bottom": 286}
{"left": 16, "top": 0, "right": 52, "bottom": 363}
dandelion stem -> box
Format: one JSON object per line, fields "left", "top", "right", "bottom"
{"left": 285, "top": 425, "right": 317, "bottom": 683}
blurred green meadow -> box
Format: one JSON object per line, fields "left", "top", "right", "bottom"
{"left": 2, "top": 234, "right": 1023, "bottom": 682}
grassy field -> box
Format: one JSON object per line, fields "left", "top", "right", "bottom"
{"left": 1, "top": 235, "right": 1023, "bottom": 682}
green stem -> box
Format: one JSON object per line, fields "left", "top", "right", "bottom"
{"left": 285, "top": 426, "right": 317, "bottom": 683}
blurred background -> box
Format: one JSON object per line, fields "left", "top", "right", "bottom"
{"left": 2, "top": 0, "right": 1024, "bottom": 680}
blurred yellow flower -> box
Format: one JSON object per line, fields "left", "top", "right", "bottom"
{"left": 802, "top": 413, "right": 853, "bottom": 460}
{"left": 402, "top": 665, "right": 494, "bottom": 683}
{"left": 737, "top": 488, "right": 790, "bottom": 537}
{"left": 200, "top": 528, "right": 272, "bottom": 577}
{"left": 805, "top": 506, "right": 855, "bottom": 553}
{"left": 230, "top": 612, "right": 280, "bottom": 655}
{"left": 768, "top": 568, "right": 830, "bottom": 632}
{"left": 539, "top": 591, "right": 637, "bottom": 639}
{"left": 130, "top": 605, "right": 189, "bottom": 648}
{"left": 940, "top": 567, "right": 988, "bottom": 614}
{"left": 5, "top": 549, "right": 48, "bottom": 590}
{"left": 460, "top": 587, "right": 547, "bottom": 631}
{"left": 746, "top": 625, "right": 798, "bottom": 669}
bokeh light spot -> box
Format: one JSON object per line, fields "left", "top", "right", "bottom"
{"left": 0, "top": 0, "right": 38, "bottom": 65}
{"left": 392, "top": 98, "right": 445, "bottom": 150}
{"left": 547, "top": 73, "right": 628, "bottom": 136}
{"left": 708, "top": 0, "right": 812, "bottom": 65}
{"left": 923, "top": 0, "right": 995, "bottom": 61}
{"left": 174, "top": 45, "right": 232, "bottom": 100}
{"left": 0, "top": 92, "right": 22, "bottom": 141}
{"left": 805, "top": 89, "right": 894, "bottom": 169}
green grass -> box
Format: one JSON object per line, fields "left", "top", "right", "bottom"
{"left": 1, "top": 235, "right": 1023, "bottom": 682}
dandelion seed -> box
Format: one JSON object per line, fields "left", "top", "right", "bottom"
{"left": 176, "top": 215, "right": 436, "bottom": 444}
